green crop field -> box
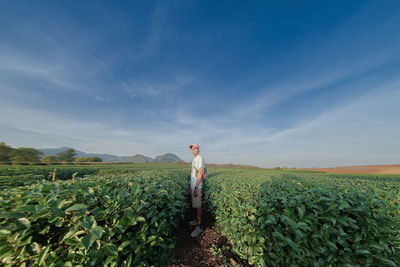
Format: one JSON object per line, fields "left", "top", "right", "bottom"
{"left": 1, "top": 164, "right": 399, "bottom": 266}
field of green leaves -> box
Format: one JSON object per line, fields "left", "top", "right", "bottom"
{"left": 0, "top": 164, "right": 189, "bottom": 266}
{"left": 204, "top": 169, "right": 400, "bottom": 266}
{"left": 1, "top": 164, "right": 399, "bottom": 266}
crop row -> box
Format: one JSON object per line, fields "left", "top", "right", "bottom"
{"left": 203, "top": 171, "right": 400, "bottom": 266}
{"left": 0, "top": 166, "right": 100, "bottom": 183}
{"left": 0, "top": 164, "right": 189, "bottom": 177}
{"left": 284, "top": 173, "right": 400, "bottom": 194}
{"left": 0, "top": 165, "right": 190, "bottom": 189}
{"left": 0, "top": 169, "right": 188, "bottom": 266}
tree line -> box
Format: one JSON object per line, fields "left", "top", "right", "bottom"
{"left": 0, "top": 142, "right": 102, "bottom": 164}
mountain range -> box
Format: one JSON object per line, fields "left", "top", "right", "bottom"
{"left": 37, "top": 147, "right": 182, "bottom": 163}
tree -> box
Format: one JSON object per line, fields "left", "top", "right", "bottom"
{"left": 10, "top": 147, "right": 43, "bottom": 163}
{"left": 55, "top": 149, "right": 76, "bottom": 162}
{"left": 0, "top": 142, "right": 14, "bottom": 162}
{"left": 75, "top": 156, "right": 102, "bottom": 162}
{"left": 41, "top": 155, "right": 57, "bottom": 163}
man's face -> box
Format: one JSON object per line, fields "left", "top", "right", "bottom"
{"left": 191, "top": 147, "right": 199, "bottom": 155}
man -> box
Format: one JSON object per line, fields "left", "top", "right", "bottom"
{"left": 188, "top": 143, "right": 205, "bottom": 237}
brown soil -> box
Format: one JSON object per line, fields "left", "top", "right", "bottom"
{"left": 300, "top": 164, "right": 400, "bottom": 174}
{"left": 170, "top": 201, "right": 251, "bottom": 267}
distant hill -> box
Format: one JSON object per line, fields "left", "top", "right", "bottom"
{"left": 37, "top": 147, "right": 183, "bottom": 163}
{"left": 125, "top": 154, "right": 154, "bottom": 163}
{"left": 154, "top": 153, "right": 182, "bottom": 163}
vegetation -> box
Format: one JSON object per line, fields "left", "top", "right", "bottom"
{"left": 204, "top": 170, "right": 400, "bottom": 266}
{"left": 0, "top": 164, "right": 399, "bottom": 266}
{"left": 0, "top": 143, "right": 45, "bottom": 164}
{"left": 75, "top": 157, "right": 103, "bottom": 163}
{"left": 0, "top": 142, "right": 13, "bottom": 162}
{"left": 40, "top": 156, "right": 57, "bottom": 163}
{"left": 10, "top": 148, "right": 43, "bottom": 164}
{"left": 0, "top": 143, "right": 83, "bottom": 164}
{"left": 55, "top": 149, "right": 76, "bottom": 162}
{"left": 0, "top": 167, "right": 188, "bottom": 266}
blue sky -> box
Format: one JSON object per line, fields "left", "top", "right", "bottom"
{"left": 1, "top": 0, "right": 399, "bottom": 167}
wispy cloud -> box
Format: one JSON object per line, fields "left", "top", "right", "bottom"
{"left": 134, "top": 1, "right": 171, "bottom": 59}
{"left": 122, "top": 81, "right": 163, "bottom": 98}
{"left": 232, "top": 41, "right": 399, "bottom": 121}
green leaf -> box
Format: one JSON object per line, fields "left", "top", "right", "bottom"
{"left": 15, "top": 205, "right": 36, "bottom": 213}
{"left": 272, "top": 231, "right": 285, "bottom": 241}
{"left": 124, "top": 254, "right": 132, "bottom": 266}
{"left": 0, "top": 229, "right": 11, "bottom": 235}
{"left": 39, "top": 225, "right": 50, "bottom": 235}
{"left": 118, "top": 241, "right": 131, "bottom": 251}
{"left": 80, "top": 221, "right": 92, "bottom": 230}
{"left": 281, "top": 215, "right": 296, "bottom": 227}
{"left": 105, "top": 255, "right": 116, "bottom": 265}
{"left": 135, "top": 216, "right": 146, "bottom": 222}
{"left": 326, "top": 241, "right": 337, "bottom": 250}
{"left": 380, "top": 258, "right": 397, "bottom": 267}
{"left": 123, "top": 208, "right": 134, "bottom": 219}
{"left": 31, "top": 242, "right": 41, "bottom": 254}
{"left": 296, "top": 222, "right": 311, "bottom": 231}
{"left": 356, "top": 249, "right": 371, "bottom": 255}
{"left": 37, "top": 245, "right": 51, "bottom": 265}
{"left": 146, "top": 236, "right": 157, "bottom": 244}
{"left": 61, "top": 230, "right": 85, "bottom": 242}
{"left": 16, "top": 217, "right": 31, "bottom": 229}
{"left": 35, "top": 205, "right": 46, "bottom": 213}
{"left": 0, "top": 247, "right": 13, "bottom": 260}
{"left": 320, "top": 216, "right": 336, "bottom": 225}
{"left": 90, "top": 226, "right": 104, "bottom": 239}
{"left": 92, "top": 207, "right": 105, "bottom": 219}
{"left": 285, "top": 238, "right": 300, "bottom": 253}
{"left": 65, "top": 204, "right": 88, "bottom": 212}
{"left": 105, "top": 244, "right": 118, "bottom": 256}
{"left": 82, "top": 233, "right": 97, "bottom": 250}
{"left": 57, "top": 199, "right": 71, "bottom": 209}
{"left": 355, "top": 232, "right": 362, "bottom": 242}
{"left": 297, "top": 206, "right": 304, "bottom": 219}
{"left": 0, "top": 211, "right": 24, "bottom": 218}
{"left": 86, "top": 250, "right": 104, "bottom": 259}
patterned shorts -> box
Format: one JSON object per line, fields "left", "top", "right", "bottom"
{"left": 191, "top": 187, "right": 202, "bottom": 208}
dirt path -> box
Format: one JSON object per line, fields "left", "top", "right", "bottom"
{"left": 170, "top": 200, "right": 250, "bottom": 267}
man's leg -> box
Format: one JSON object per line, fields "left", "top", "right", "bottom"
{"left": 197, "top": 187, "right": 203, "bottom": 225}
{"left": 190, "top": 188, "right": 204, "bottom": 237}
{"left": 189, "top": 190, "right": 198, "bottom": 224}
{"left": 197, "top": 207, "right": 202, "bottom": 225}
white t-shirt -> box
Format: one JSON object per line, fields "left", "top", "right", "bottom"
{"left": 191, "top": 154, "right": 205, "bottom": 190}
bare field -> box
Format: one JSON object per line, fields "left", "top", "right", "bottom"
{"left": 300, "top": 164, "right": 400, "bottom": 174}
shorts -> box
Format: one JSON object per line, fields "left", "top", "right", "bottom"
{"left": 191, "top": 187, "right": 202, "bottom": 208}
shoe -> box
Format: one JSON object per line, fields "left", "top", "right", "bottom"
{"left": 190, "top": 225, "right": 204, "bottom": 237}
{"left": 188, "top": 219, "right": 198, "bottom": 226}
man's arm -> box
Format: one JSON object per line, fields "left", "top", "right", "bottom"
{"left": 194, "top": 156, "right": 205, "bottom": 197}
{"left": 194, "top": 167, "right": 203, "bottom": 189}
{"left": 188, "top": 174, "right": 191, "bottom": 193}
